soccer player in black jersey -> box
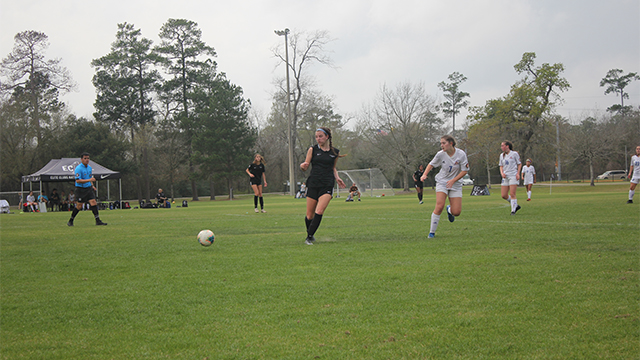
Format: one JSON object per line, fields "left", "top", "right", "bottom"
{"left": 413, "top": 164, "right": 425, "bottom": 204}
{"left": 246, "top": 154, "right": 268, "bottom": 213}
{"left": 300, "top": 127, "right": 346, "bottom": 245}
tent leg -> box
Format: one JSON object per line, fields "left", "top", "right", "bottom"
{"left": 119, "top": 179, "right": 123, "bottom": 210}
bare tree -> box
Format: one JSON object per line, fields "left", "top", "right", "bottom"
{"left": 357, "top": 82, "right": 443, "bottom": 191}
{"left": 272, "top": 29, "right": 335, "bottom": 187}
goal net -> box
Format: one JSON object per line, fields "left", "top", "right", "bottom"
{"left": 336, "top": 168, "right": 395, "bottom": 197}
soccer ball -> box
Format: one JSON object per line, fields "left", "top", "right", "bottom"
{"left": 197, "top": 229, "right": 215, "bottom": 246}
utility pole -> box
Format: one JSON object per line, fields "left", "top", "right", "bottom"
{"left": 275, "top": 28, "right": 295, "bottom": 196}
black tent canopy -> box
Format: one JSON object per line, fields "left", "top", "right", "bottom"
{"left": 21, "top": 158, "right": 122, "bottom": 205}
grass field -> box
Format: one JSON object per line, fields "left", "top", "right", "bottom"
{"left": 1, "top": 184, "right": 638, "bottom": 359}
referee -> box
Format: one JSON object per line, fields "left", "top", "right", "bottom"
{"left": 67, "top": 152, "right": 107, "bottom": 226}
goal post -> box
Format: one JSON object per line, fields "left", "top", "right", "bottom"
{"left": 336, "top": 168, "right": 395, "bottom": 197}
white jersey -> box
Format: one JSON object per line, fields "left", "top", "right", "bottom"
{"left": 429, "top": 148, "right": 469, "bottom": 185}
{"left": 522, "top": 165, "right": 536, "bottom": 184}
{"left": 499, "top": 151, "right": 521, "bottom": 177}
{"left": 631, "top": 155, "right": 640, "bottom": 179}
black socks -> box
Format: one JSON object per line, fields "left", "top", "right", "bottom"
{"left": 259, "top": 196, "right": 264, "bottom": 209}
{"left": 307, "top": 213, "right": 323, "bottom": 236}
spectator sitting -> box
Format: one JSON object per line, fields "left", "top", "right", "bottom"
{"left": 49, "top": 188, "right": 61, "bottom": 211}
{"left": 345, "top": 184, "right": 361, "bottom": 202}
{"left": 60, "top": 191, "right": 67, "bottom": 211}
{"left": 25, "top": 191, "right": 38, "bottom": 212}
{"left": 296, "top": 182, "right": 307, "bottom": 198}
{"left": 67, "top": 190, "right": 76, "bottom": 211}
{"left": 37, "top": 193, "right": 49, "bottom": 211}
{"left": 156, "top": 188, "right": 167, "bottom": 208}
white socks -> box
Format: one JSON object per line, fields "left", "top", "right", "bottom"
{"left": 506, "top": 195, "right": 511, "bottom": 203}
{"left": 630, "top": 190, "right": 635, "bottom": 201}
{"left": 527, "top": 191, "right": 531, "bottom": 199}
{"left": 511, "top": 199, "right": 518, "bottom": 212}
{"left": 430, "top": 213, "right": 440, "bottom": 234}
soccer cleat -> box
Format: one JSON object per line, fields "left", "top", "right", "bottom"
{"left": 358, "top": 198, "right": 361, "bottom": 201}
{"left": 419, "top": 201, "right": 423, "bottom": 204}
{"left": 67, "top": 220, "right": 74, "bottom": 227}
{"left": 446, "top": 205, "right": 455, "bottom": 223}
{"left": 527, "top": 198, "right": 531, "bottom": 201}
{"left": 305, "top": 235, "right": 315, "bottom": 245}
{"left": 95, "top": 219, "right": 108, "bottom": 226}
{"left": 628, "top": 200, "right": 633, "bottom": 204}
{"left": 254, "top": 208, "right": 259, "bottom": 213}
{"left": 511, "top": 212, "right": 515, "bottom": 216}
{"left": 514, "top": 205, "right": 521, "bottom": 214}
{"left": 261, "top": 209, "right": 266, "bottom": 213}
{"left": 428, "top": 233, "right": 435, "bottom": 238}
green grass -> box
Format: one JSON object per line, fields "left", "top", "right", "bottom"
{"left": 1, "top": 184, "right": 638, "bottom": 359}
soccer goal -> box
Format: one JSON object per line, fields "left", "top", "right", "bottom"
{"left": 336, "top": 168, "right": 395, "bottom": 197}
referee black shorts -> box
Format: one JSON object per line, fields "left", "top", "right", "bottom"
{"left": 75, "top": 186, "right": 96, "bottom": 203}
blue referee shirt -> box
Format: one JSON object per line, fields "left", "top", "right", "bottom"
{"left": 75, "top": 163, "right": 93, "bottom": 188}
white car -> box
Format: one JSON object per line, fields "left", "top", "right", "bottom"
{"left": 461, "top": 174, "right": 474, "bottom": 186}
{"left": 596, "top": 170, "right": 627, "bottom": 180}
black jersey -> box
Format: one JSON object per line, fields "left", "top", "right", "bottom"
{"left": 307, "top": 144, "right": 340, "bottom": 187}
{"left": 413, "top": 169, "right": 424, "bottom": 183}
{"left": 247, "top": 163, "right": 265, "bottom": 178}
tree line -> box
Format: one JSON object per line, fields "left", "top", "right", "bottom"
{"left": 2, "top": 25, "right": 638, "bottom": 201}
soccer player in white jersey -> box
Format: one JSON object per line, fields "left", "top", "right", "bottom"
{"left": 499, "top": 141, "right": 522, "bottom": 215}
{"left": 521, "top": 159, "right": 536, "bottom": 201}
{"left": 628, "top": 145, "right": 640, "bottom": 204}
{"left": 420, "top": 135, "right": 469, "bottom": 238}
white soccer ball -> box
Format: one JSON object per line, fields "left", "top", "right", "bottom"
{"left": 197, "top": 229, "right": 215, "bottom": 246}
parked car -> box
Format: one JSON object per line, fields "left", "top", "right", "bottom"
{"left": 461, "top": 174, "right": 474, "bottom": 185}
{"left": 596, "top": 170, "right": 627, "bottom": 180}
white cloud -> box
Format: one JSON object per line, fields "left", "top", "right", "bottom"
{"left": 1, "top": 0, "right": 638, "bottom": 125}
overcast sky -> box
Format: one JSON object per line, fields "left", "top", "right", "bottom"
{"left": 1, "top": 0, "right": 639, "bottom": 128}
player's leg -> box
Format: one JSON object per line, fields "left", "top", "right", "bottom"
{"left": 510, "top": 183, "right": 520, "bottom": 214}
{"left": 306, "top": 193, "right": 332, "bottom": 244}
{"left": 251, "top": 184, "right": 260, "bottom": 212}
{"left": 255, "top": 185, "right": 265, "bottom": 212}
{"left": 429, "top": 191, "right": 447, "bottom": 237}
{"left": 448, "top": 196, "right": 462, "bottom": 217}
{"left": 629, "top": 181, "right": 637, "bottom": 203}
{"left": 501, "top": 182, "right": 510, "bottom": 202}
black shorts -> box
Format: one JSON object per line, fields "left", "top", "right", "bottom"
{"left": 306, "top": 186, "right": 334, "bottom": 200}
{"left": 249, "top": 177, "right": 262, "bottom": 186}
{"left": 75, "top": 187, "right": 96, "bottom": 203}
{"left": 414, "top": 182, "right": 423, "bottom": 189}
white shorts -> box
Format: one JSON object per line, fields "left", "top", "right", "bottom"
{"left": 501, "top": 175, "right": 518, "bottom": 187}
{"left": 523, "top": 180, "right": 534, "bottom": 186}
{"left": 631, "top": 177, "right": 640, "bottom": 185}
{"left": 435, "top": 182, "right": 463, "bottom": 198}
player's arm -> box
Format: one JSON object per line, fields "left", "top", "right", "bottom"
{"left": 516, "top": 163, "right": 522, "bottom": 180}
{"left": 246, "top": 167, "right": 254, "bottom": 177}
{"left": 447, "top": 170, "right": 468, "bottom": 189}
{"left": 629, "top": 164, "right": 634, "bottom": 179}
{"left": 420, "top": 164, "right": 434, "bottom": 182}
{"left": 300, "top": 147, "right": 313, "bottom": 171}
{"left": 262, "top": 172, "right": 267, "bottom": 187}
